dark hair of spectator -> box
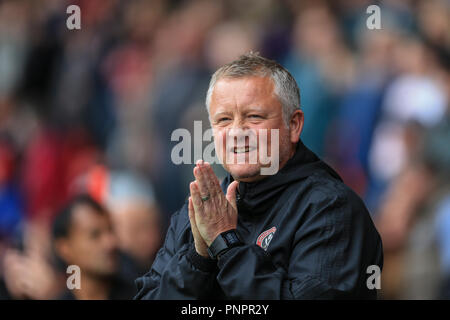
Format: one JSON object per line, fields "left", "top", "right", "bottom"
{"left": 51, "top": 194, "right": 107, "bottom": 241}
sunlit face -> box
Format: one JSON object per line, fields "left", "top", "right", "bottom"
{"left": 209, "top": 76, "right": 303, "bottom": 182}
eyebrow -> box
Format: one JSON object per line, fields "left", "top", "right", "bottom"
{"left": 213, "top": 105, "right": 265, "bottom": 116}
{"left": 212, "top": 111, "right": 232, "bottom": 118}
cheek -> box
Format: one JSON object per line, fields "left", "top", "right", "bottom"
{"left": 255, "top": 127, "right": 277, "bottom": 146}
{"left": 213, "top": 130, "right": 227, "bottom": 152}
{"left": 257, "top": 126, "right": 290, "bottom": 154}
{"left": 70, "top": 241, "right": 92, "bottom": 265}
{"left": 278, "top": 129, "right": 293, "bottom": 159}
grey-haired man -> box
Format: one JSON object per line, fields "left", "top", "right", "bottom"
{"left": 135, "top": 53, "right": 383, "bottom": 299}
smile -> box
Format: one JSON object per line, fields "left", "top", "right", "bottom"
{"left": 232, "top": 146, "right": 256, "bottom": 154}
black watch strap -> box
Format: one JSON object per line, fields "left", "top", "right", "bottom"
{"left": 207, "top": 229, "right": 243, "bottom": 260}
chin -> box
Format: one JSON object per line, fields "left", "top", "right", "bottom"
{"left": 226, "top": 164, "right": 262, "bottom": 182}
{"left": 99, "top": 265, "right": 118, "bottom": 277}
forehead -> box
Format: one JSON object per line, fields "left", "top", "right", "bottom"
{"left": 210, "top": 76, "right": 277, "bottom": 112}
{"left": 71, "top": 204, "right": 109, "bottom": 233}
{"left": 114, "top": 201, "right": 157, "bottom": 222}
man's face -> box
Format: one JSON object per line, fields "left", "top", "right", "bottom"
{"left": 62, "top": 205, "right": 118, "bottom": 277}
{"left": 111, "top": 201, "right": 161, "bottom": 265}
{"left": 209, "top": 76, "right": 300, "bottom": 182}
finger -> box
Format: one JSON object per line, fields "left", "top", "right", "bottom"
{"left": 194, "top": 163, "right": 215, "bottom": 214}
{"left": 226, "top": 181, "right": 239, "bottom": 211}
{"left": 198, "top": 162, "right": 222, "bottom": 208}
{"left": 189, "top": 197, "right": 210, "bottom": 257}
{"left": 202, "top": 163, "right": 225, "bottom": 209}
{"left": 190, "top": 181, "right": 204, "bottom": 216}
{"left": 204, "top": 162, "right": 223, "bottom": 196}
{"left": 194, "top": 162, "right": 210, "bottom": 199}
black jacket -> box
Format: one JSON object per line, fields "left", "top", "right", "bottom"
{"left": 134, "top": 141, "right": 383, "bottom": 299}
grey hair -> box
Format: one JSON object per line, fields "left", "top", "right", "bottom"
{"left": 205, "top": 52, "right": 300, "bottom": 126}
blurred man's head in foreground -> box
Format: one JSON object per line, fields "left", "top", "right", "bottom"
{"left": 52, "top": 195, "right": 118, "bottom": 278}
{"left": 106, "top": 171, "right": 162, "bottom": 269}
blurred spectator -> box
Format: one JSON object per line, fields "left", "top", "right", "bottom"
{"left": 1, "top": 220, "right": 63, "bottom": 299}
{"left": 436, "top": 195, "right": 450, "bottom": 299}
{"left": 0, "top": 136, "right": 24, "bottom": 240}
{"left": 325, "top": 28, "right": 397, "bottom": 199}
{"left": 52, "top": 194, "right": 135, "bottom": 299}
{"left": 283, "top": 2, "right": 355, "bottom": 157}
{"left": 106, "top": 171, "right": 163, "bottom": 279}
{"left": 69, "top": 164, "right": 163, "bottom": 279}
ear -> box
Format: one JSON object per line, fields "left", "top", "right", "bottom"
{"left": 289, "top": 109, "right": 304, "bottom": 144}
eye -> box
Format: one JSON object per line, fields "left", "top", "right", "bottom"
{"left": 249, "top": 114, "right": 263, "bottom": 119}
{"left": 218, "top": 117, "right": 231, "bottom": 122}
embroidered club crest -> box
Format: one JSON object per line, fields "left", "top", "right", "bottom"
{"left": 256, "top": 227, "right": 276, "bottom": 251}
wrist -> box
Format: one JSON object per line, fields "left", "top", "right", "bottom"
{"left": 207, "top": 229, "right": 243, "bottom": 260}
{"left": 194, "top": 241, "right": 209, "bottom": 258}
{"left": 187, "top": 243, "right": 217, "bottom": 272}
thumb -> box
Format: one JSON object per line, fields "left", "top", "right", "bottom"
{"left": 226, "top": 181, "right": 239, "bottom": 211}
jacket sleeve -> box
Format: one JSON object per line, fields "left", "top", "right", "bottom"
{"left": 216, "top": 190, "right": 383, "bottom": 299}
{"left": 134, "top": 205, "right": 219, "bottom": 300}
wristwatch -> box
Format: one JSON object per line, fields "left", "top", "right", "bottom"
{"left": 207, "top": 229, "right": 243, "bottom": 260}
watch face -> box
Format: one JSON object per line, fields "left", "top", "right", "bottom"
{"left": 224, "top": 231, "right": 239, "bottom": 245}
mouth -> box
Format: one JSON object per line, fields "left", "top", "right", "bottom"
{"left": 232, "top": 146, "right": 256, "bottom": 154}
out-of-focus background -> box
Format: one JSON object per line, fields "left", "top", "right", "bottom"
{"left": 0, "top": 0, "right": 449, "bottom": 299}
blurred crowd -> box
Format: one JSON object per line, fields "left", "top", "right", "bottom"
{"left": 0, "top": 0, "right": 449, "bottom": 299}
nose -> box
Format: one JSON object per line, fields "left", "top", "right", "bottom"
{"left": 103, "top": 230, "right": 118, "bottom": 251}
{"left": 228, "top": 115, "right": 254, "bottom": 135}
{"left": 228, "top": 125, "right": 257, "bottom": 142}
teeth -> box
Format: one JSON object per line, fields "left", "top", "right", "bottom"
{"left": 234, "top": 147, "right": 251, "bottom": 153}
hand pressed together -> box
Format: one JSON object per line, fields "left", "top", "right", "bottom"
{"left": 188, "top": 160, "right": 239, "bottom": 257}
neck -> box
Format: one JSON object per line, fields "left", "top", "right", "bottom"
{"left": 73, "top": 272, "right": 111, "bottom": 300}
